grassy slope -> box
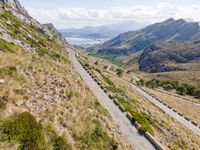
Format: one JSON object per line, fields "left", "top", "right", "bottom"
{"left": 0, "top": 4, "right": 129, "bottom": 150}
{"left": 80, "top": 52, "right": 200, "bottom": 150}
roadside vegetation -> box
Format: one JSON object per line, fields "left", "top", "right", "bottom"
{"left": 79, "top": 53, "right": 200, "bottom": 149}
{"left": 137, "top": 78, "right": 200, "bottom": 98}
{"left": 115, "top": 95, "right": 153, "bottom": 134}
{"left": 87, "top": 64, "right": 154, "bottom": 135}
{"left": 79, "top": 54, "right": 154, "bottom": 135}
{"left": 0, "top": 112, "right": 71, "bottom": 150}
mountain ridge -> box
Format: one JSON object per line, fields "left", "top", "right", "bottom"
{"left": 61, "top": 20, "right": 144, "bottom": 38}
{"left": 95, "top": 18, "right": 200, "bottom": 56}
{"left": 0, "top": 0, "right": 67, "bottom": 45}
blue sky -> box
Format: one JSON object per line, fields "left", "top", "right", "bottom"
{"left": 19, "top": 0, "right": 200, "bottom": 29}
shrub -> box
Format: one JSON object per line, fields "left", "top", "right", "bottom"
{"left": 104, "top": 65, "right": 108, "bottom": 70}
{"left": 161, "top": 80, "right": 178, "bottom": 89}
{"left": 116, "top": 68, "right": 123, "bottom": 77}
{"left": 1, "top": 112, "right": 44, "bottom": 149}
{"left": 136, "top": 79, "right": 145, "bottom": 86}
{"left": 152, "top": 79, "right": 161, "bottom": 86}
{"left": 194, "top": 88, "right": 200, "bottom": 98}
{"left": 176, "top": 85, "right": 187, "bottom": 95}
{"left": 107, "top": 85, "right": 124, "bottom": 94}
{"left": 77, "top": 119, "right": 117, "bottom": 150}
{"left": 102, "top": 75, "right": 114, "bottom": 86}
{"left": 54, "top": 136, "right": 71, "bottom": 150}
{"left": 145, "top": 80, "right": 157, "bottom": 88}
{"left": 0, "top": 100, "right": 6, "bottom": 110}
{"left": 94, "top": 68, "right": 102, "bottom": 74}
{"left": 0, "top": 66, "right": 17, "bottom": 76}
{"left": 131, "top": 112, "right": 153, "bottom": 134}
{"left": 84, "top": 63, "right": 89, "bottom": 68}
{"left": 163, "top": 84, "right": 174, "bottom": 91}
{"left": 118, "top": 99, "right": 153, "bottom": 135}
{"left": 0, "top": 39, "right": 15, "bottom": 53}
{"left": 186, "top": 85, "right": 196, "bottom": 96}
{"left": 95, "top": 61, "right": 98, "bottom": 65}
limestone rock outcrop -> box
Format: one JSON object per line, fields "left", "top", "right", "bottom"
{"left": 0, "top": 0, "right": 67, "bottom": 45}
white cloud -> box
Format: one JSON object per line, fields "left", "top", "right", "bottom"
{"left": 26, "top": 2, "right": 200, "bottom": 29}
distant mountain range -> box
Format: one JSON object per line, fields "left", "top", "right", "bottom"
{"left": 92, "top": 18, "right": 200, "bottom": 73}
{"left": 60, "top": 20, "right": 145, "bottom": 38}
{"left": 96, "top": 18, "right": 200, "bottom": 56}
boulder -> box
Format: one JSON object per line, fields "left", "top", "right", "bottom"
{"left": 0, "top": 79, "right": 5, "bottom": 84}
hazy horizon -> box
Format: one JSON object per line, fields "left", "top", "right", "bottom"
{"left": 19, "top": 0, "right": 200, "bottom": 29}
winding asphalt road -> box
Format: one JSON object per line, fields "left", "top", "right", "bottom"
{"left": 105, "top": 69, "right": 200, "bottom": 137}
{"left": 67, "top": 48, "right": 156, "bottom": 150}
{"left": 132, "top": 85, "right": 200, "bottom": 136}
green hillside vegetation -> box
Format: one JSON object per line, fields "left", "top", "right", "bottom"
{"left": 94, "top": 18, "right": 200, "bottom": 59}
{"left": 137, "top": 79, "right": 200, "bottom": 98}
{"left": 0, "top": 112, "right": 71, "bottom": 150}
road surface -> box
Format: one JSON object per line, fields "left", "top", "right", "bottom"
{"left": 105, "top": 70, "right": 200, "bottom": 137}
{"left": 131, "top": 84, "right": 200, "bottom": 136}
{"left": 67, "top": 48, "right": 156, "bottom": 150}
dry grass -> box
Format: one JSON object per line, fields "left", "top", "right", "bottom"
{"left": 143, "top": 87, "right": 200, "bottom": 125}
{"left": 82, "top": 52, "right": 200, "bottom": 150}
{"left": 0, "top": 5, "right": 130, "bottom": 149}
{"left": 110, "top": 74, "right": 200, "bottom": 150}
{"left": 0, "top": 50, "right": 130, "bottom": 149}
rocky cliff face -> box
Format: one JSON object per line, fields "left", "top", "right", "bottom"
{"left": 0, "top": 0, "right": 29, "bottom": 16}
{"left": 138, "top": 41, "right": 200, "bottom": 72}
{"left": 43, "top": 23, "right": 67, "bottom": 45}
{"left": 0, "top": 0, "right": 67, "bottom": 45}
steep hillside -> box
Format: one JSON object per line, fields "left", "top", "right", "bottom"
{"left": 138, "top": 41, "right": 200, "bottom": 72}
{"left": 0, "top": 1, "right": 129, "bottom": 149}
{"left": 43, "top": 23, "right": 68, "bottom": 45}
{"left": 95, "top": 18, "right": 200, "bottom": 57}
{"left": 0, "top": 0, "right": 67, "bottom": 45}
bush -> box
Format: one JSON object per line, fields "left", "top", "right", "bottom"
{"left": 103, "top": 75, "right": 114, "bottom": 86}
{"left": 1, "top": 112, "right": 43, "bottom": 149}
{"left": 143, "top": 78, "right": 200, "bottom": 98}
{"left": 84, "top": 63, "right": 89, "bottom": 67}
{"left": 118, "top": 99, "right": 153, "bottom": 135}
{"left": 136, "top": 79, "right": 145, "bottom": 86}
{"left": 0, "top": 66, "right": 17, "bottom": 76}
{"left": 116, "top": 68, "right": 123, "bottom": 77}
{"left": 104, "top": 65, "right": 108, "bottom": 70}
{"left": 186, "top": 85, "right": 196, "bottom": 96}
{"left": 163, "top": 84, "right": 174, "bottom": 91}
{"left": 176, "top": 85, "right": 187, "bottom": 95}
{"left": 161, "top": 80, "right": 178, "bottom": 89}
{"left": 94, "top": 68, "right": 102, "bottom": 74}
{"left": 95, "top": 61, "right": 98, "bottom": 65}
{"left": 0, "top": 100, "right": 6, "bottom": 110}
{"left": 145, "top": 80, "right": 157, "bottom": 88}
{"left": 77, "top": 119, "right": 117, "bottom": 150}
{"left": 194, "top": 88, "right": 200, "bottom": 98}
{"left": 0, "top": 39, "right": 15, "bottom": 53}
{"left": 152, "top": 79, "right": 161, "bottom": 86}
{"left": 54, "top": 136, "right": 71, "bottom": 150}
{"left": 131, "top": 112, "right": 153, "bottom": 134}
